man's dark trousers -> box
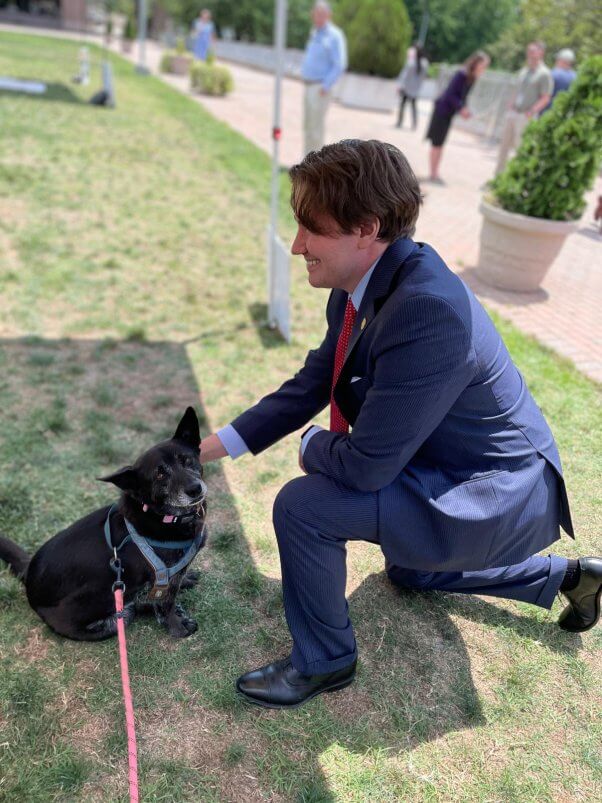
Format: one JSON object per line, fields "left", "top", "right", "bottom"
{"left": 274, "top": 473, "right": 568, "bottom": 676}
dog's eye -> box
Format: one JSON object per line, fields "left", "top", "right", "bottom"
{"left": 156, "top": 466, "right": 168, "bottom": 480}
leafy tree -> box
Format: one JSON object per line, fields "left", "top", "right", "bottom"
{"left": 488, "top": 0, "right": 602, "bottom": 71}
{"left": 339, "top": 0, "right": 411, "bottom": 77}
{"left": 403, "top": 0, "right": 518, "bottom": 63}
{"left": 492, "top": 55, "right": 602, "bottom": 220}
{"left": 286, "top": 0, "right": 315, "bottom": 49}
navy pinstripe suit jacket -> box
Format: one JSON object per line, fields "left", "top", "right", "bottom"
{"left": 233, "top": 238, "right": 574, "bottom": 571}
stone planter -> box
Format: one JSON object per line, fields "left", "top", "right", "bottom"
{"left": 170, "top": 55, "right": 192, "bottom": 76}
{"left": 477, "top": 199, "right": 579, "bottom": 292}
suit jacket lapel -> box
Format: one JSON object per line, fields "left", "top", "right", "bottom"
{"left": 344, "top": 237, "right": 416, "bottom": 362}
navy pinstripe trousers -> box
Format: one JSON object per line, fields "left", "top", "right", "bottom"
{"left": 273, "top": 473, "right": 568, "bottom": 675}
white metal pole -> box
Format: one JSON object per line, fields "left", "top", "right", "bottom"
{"left": 137, "top": 0, "right": 149, "bottom": 75}
{"left": 268, "top": 0, "right": 288, "bottom": 326}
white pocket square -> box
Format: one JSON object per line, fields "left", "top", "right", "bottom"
{"left": 350, "top": 376, "right": 362, "bottom": 383}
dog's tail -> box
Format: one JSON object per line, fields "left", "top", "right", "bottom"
{"left": 0, "top": 535, "right": 30, "bottom": 583}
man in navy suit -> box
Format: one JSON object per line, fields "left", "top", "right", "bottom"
{"left": 200, "top": 140, "right": 601, "bottom": 709}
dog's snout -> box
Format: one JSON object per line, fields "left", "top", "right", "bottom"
{"left": 185, "top": 480, "right": 203, "bottom": 498}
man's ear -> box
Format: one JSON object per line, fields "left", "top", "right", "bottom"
{"left": 173, "top": 406, "right": 201, "bottom": 449}
{"left": 97, "top": 466, "right": 139, "bottom": 491}
{"left": 358, "top": 218, "right": 380, "bottom": 249}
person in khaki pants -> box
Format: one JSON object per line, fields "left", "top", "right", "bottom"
{"left": 495, "top": 41, "right": 553, "bottom": 176}
{"left": 301, "top": 2, "right": 347, "bottom": 155}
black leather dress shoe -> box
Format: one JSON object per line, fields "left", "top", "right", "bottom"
{"left": 236, "top": 657, "right": 356, "bottom": 709}
{"left": 558, "top": 557, "right": 602, "bottom": 632}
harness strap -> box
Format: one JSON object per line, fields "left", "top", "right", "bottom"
{"left": 104, "top": 504, "right": 131, "bottom": 552}
{"left": 103, "top": 504, "right": 207, "bottom": 598}
{"left": 122, "top": 517, "right": 206, "bottom": 583}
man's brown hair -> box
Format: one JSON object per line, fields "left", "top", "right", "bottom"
{"left": 289, "top": 139, "right": 422, "bottom": 242}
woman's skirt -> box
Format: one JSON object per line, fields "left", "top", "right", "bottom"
{"left": 426, "top": 109, "right": 453, "bottom": 146}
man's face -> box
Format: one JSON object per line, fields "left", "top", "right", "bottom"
{"left": 291, "top": 217, "right": 365, "bottom": 293}
{"left": 312, "top": 6, "right": 330, "bottom": 28}
{"left": 526, "top": 44, "right": 543, "bottom": 68}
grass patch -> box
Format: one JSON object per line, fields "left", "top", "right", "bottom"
{"left": 0, "top": 30, "right": 600, "bottom": 803}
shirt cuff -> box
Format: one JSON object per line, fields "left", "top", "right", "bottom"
{"left": 217, "top": 425, "right": 250, "bottom": 460}
{"left": 301, "top": 425, "right": 324, "bottom": 456}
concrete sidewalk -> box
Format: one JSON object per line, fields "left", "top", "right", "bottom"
{"left": 2, "top": 25, "right": 601, "bottom": 382}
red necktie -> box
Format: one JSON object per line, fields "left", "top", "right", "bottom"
{"left": 330, "top": 297, "right": 356, "bottom": 433}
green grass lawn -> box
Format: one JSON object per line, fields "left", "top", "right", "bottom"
{"left": 0, "top": 31, "right": 600, "bottom": 803}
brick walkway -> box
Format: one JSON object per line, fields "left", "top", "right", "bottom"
{"left": 3, "top": 25, "right": 601, "bottom": 382}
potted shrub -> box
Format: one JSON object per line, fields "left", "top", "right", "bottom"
{"left": 160, "top": 38, "right": 193, "bottom": 76}
{"left": 190, "top": 57, "right": 234, "bottom": 97}
{"left": 121, "top": 13, "right": 136, "bottom": 54}
{"left": 477, "top": 55, "right": 602, "bottom": 292}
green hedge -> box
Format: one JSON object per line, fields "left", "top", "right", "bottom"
{"left": 190, "top": 62, "right": 234, "bottom": 96}
{"left": 492, "top": 55, "right": 602, "bottom": 221}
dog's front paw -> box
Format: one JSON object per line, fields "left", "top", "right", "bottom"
{"left": 168, "top": 617, "right": 198, "bottom": 638}
{"left": 179, "top": 570, "right": 200, "bottom": 590}
{"left": 167, "top": 604, "right": 198, "bottom": 638}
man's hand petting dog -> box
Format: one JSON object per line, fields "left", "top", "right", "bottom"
{"left": 0, "top": 407, "right": 207, "bottom": 642}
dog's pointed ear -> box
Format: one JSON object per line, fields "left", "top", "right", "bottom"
{"left": 97, "top": 466, "right": 138, "bottom": 491}
{"left": 173, "top": 406, "right": 200, "bottom": 449}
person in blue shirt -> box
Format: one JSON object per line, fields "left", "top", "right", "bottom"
{"left": 200, "top": 139, "right": 601, "bottom": 710}
{"left": 193, "top": 8, "right": 215, "bottom": 62}
{"left": 300, "top": 2, "right": 347, "bottom": 155}
{"left": 542, "top": 48, "right": 577, "bottom": 114}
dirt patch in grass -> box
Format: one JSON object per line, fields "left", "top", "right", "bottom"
{"left": 12, "top": 625, "right": 50, "bottom": 664}
{"left": 142, "top": 706, "right": 286, "bottom": 802}
{"left": 69, "top": 714, "right": 112, "bottom": 761}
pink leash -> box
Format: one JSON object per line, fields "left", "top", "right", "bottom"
{"left": 112, "top": 559, "right": 140, "bottom": 803}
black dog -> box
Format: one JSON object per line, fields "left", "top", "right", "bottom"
{"left": 0, "top": 407, "right": 206, "bottom": 641}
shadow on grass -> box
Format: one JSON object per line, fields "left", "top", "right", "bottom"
{"left": 0, "top": 80, "right": 84, "bottom": 104}
{"left": 430, "top": 587, "right": 582, "bottom": 655}
{"left": 182, "top": 305, "right": 288, "bottom": 348}
{"left": 1, "top": 334, "right": 573, "bottom": 801}
{"left": 248, "top": 302, "right": 289, "bottom": 349}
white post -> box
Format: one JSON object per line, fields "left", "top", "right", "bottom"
{"left": 136, "top": 0, "right": 149, "bottom": 75}
{"left": 268, "top": 0, "right": 288, "bottom": 333}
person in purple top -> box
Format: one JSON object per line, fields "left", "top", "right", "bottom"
{"left": 426, "top": 51, "right": 490, "bottom": 184}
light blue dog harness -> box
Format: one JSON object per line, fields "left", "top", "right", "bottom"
{"left": 104, "top": 503, "right": 207, "bottom": 601}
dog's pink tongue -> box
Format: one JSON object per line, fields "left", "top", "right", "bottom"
{"left": 162, "top": 515, "right": 175, "bottom": 524}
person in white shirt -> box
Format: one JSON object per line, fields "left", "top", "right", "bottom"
{"left": 300, "top": 2, "right": 347, "bottom": 155}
